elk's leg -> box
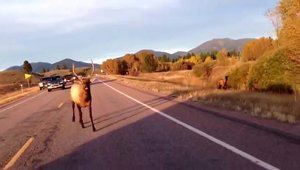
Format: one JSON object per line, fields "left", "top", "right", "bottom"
{"left": 89, "top": 103, "right": 96, "bottom": 131}
{"left": 77, "top": 105, "right": 84, "bottom": 128}
{"left": 72, "top": 102, "right": 75, "bottom": 122}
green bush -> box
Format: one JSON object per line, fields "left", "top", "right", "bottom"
{"left": 227, "top": 63, "right": 251, "bottom": 90}
{"left": 248, "top": 48, "right": 297, "bottom": 93}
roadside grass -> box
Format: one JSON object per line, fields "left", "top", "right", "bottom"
{"left": 0, "top": 70, "right": 40, "bottom": 85}
{"left": 101, "top": 70, "right": 299, "bottom": 123}
{"left": 0, "top": 85, "right": 40, "bottom": 106}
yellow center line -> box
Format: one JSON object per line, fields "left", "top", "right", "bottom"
{"left": 57, "top": 102, "right": 64, "bottom": 109}
{"left": 4, "top": 137, "right": 34, "bottom": 170}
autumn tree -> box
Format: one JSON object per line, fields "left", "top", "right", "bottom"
{"left": 23, "top": 60, "right": 32, "bottom": 73}
{"left": 137, "top": 52, "right": 158, "bottom": 73}
{"left": 277, "top": 0, "right": 300, "bottom": 63}
{"left": 102, "top": 59, "right": 120, "bottom": 74}
{"left": 216, "top": 49, "right": 229, "bottom": 66}
{"left": 157, "top": 55, "right": 171, "bottom": 62}
{"left": 241, "top": 37, "right": 274, "bottom": 61}
{"left": 56, "top": 64, "right": 61, "bottom": 70}
{"left": 188, "top": 55, "right": 202, "bottom": 65}
{"left": 123, "top": 54, "right": 140, "bottom": 75}
{"left": 42, "top": 68, "right": 47, "bottom": 73}
{"left": 62, "top": 63, "right": 68, "bottom": 69}
{"left": 193, "top": 56, "right": 215, "bottom": 78}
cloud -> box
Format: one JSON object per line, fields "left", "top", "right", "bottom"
{"left": 0, "top": 0, "right": 180, "bottom": 32}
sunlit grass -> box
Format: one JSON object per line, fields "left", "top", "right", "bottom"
{"left": 0, "top": 85, "right": 40, "bottom": 106}
{"left": 101, "top": 70, "right": 299, "bottom": 123}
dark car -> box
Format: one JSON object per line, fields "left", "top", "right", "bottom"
{"left": 47, "top": 75, "right": 66, "bottom": 92}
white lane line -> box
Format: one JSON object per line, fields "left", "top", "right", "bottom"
{"left": 57, "top": 102, "right": 64, "bottom": 109}
{"left": 0, "top": 92, "right": 45, "bottom": 113}
{"left": 100, "top": 80, "right": 280, "bottom": 170}
{"left": 3, "top": 137, "right": 34, "bottom": 170}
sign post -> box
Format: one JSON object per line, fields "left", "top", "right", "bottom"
{"left": 20, "top": 84, "right": 23, "bottom": 94}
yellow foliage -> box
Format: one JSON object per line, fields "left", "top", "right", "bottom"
{"left": 278, "top": 0, "right": 300, "bottom": 63}
{"left": 241, "top": 37, "right": 274, "bottom": 61}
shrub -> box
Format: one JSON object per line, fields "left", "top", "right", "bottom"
{"left": 227, "top": 63, "right": 252, "bottom": 90}
{"left": 193, "top": 61, "right": 215, "bottom": 78}
{"left": 172, "top": 61, "right": 194, "bottom": 71}
{"left": 247, "top": 48, "right": 297, "bottom": 93}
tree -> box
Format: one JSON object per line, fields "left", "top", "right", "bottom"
{"left": 277, "top": 0, "right": 300, "bottom": 63}
{"left": 102, "top": 59, "right": 120, "bottom": 74}
{"left": 123, "top": 54, "right": 140, "bottom": 75}
{"left": 193, "top": 58, "right": 215, "bottom": 79}
{"left": 23, "top": 60, "right": 32, "bottom": 73}
{"left": 56, "top": 64, "right": 61, "bottom": 70}
{"left": 241, "top": 37, "right": 274, "bottom": 61}
{"left": 216, "top": 49, "right": 229, "bottom": 66}
{"left": 137, "top": 52, "right": 158, "bottom": 73}
{"left": 266, "top": 7, "right": 282, "bottom": 39}
{"left": 42, "top": 68, "right": 47, "bottom": 73}
{"left": 157, "top": 55, "right": 170, "bottom": 62}
{"left": 62, "top": 63, "right": 68, "bottom": 69}
{"left": 188, "top": 55, "right": 202, "bottom": 65}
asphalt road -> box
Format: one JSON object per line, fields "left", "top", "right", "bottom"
{"left": 0, "top": 78, "right": 299, "bottom": 170}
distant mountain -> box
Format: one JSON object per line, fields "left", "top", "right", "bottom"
{"left": 189, "top": 38, "right": 254, "bottom": 54}
{"left": 172, "top": 51, "right": 188, "bottom": 57}
{"left": 135, "top": 49, "right": 175, "bottom": 59}
{"left": 52, "top": 58, "right": 96, "bottom": 70}
{"left": 5, "top": 38, "right": 254, "bottom": 72}
{"left": 6, "top": 58, "right": 99, "bottom": 73}
{"left": 6, "top": 62, "right": 52, "bottom": 72}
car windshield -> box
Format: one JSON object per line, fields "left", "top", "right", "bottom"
{"left": 49, "top": 76, "right": 61, "bottom": 81}
{"left": 41, "top": 77, "right": 49, "bottom": 81}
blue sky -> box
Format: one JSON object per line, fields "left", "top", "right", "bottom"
{"left": 0, "top": 0, "right": 278, "bottom": 70}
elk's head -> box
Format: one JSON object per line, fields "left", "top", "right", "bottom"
{"left": 72, "top": 60, "right": 95, "bottom": 87}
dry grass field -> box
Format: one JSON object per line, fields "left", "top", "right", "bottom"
{"left": 0, "top": 86, "right": 40, "bottom": 106}
{"left": 0, "top": 70, "right": 41, "bottom": 106}
{"left": 102, "top": 69, "right": 299, "bottom": 123}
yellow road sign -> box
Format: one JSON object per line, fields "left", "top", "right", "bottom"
{"left": 24, "top": 73, "right": 31, "bottom": 79}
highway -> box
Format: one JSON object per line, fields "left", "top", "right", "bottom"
{"left": 0, "top": 78, "right": 299, "bottom": 170}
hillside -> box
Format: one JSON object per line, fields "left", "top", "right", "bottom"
{"left": 172, "top": 51, "right": 188, "bottom": 57}
{"left": 135, "top": 38, "right": 253, "bottom": 58}
{"left": 135, "top": 49, "right": 175, "bottom": 59}
{"left": 6, "top": 58, "right": 100, "bottom": 73}
{"left": 189, "top": 38, "right": 254, "bottom": 54}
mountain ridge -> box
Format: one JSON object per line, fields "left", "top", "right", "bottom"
{"left": 6, "top": 58, "right": 100, "bottom": 73}
{"left": 5, "top": 37, "right": 254, "bottom": 72}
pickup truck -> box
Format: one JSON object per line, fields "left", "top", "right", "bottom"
{"left": 47, "top": 75, "right": 66, "bottom": 92}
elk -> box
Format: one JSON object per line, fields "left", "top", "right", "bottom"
{"left": 217, "top": 76, "right": 228, "bottom": 89}
{"left": 70, "top": 61, "right": 96, "bottom": 131}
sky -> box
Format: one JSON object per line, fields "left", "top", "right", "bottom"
{"left": 0, "top": 0, "right": 278, "bottom": 70}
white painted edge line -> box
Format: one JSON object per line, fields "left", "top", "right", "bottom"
{"left": 0, "top": 92, "right": 45, "bottom": 114}
{"left": 3, "top": 137, "right": 34, "bottom": 170}
{"left": 100, "top": 80, "right": 280, "bottom": 170}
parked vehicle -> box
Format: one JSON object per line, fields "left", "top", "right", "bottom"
{"left": 47, "top": 75, "right": 66, "bottom": 92}
{"left": 38, "top": 77, "right": 50, "bottom": 90}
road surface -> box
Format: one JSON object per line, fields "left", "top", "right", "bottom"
{"left": 0, "top": 78, "right": 299, "bottom": 170}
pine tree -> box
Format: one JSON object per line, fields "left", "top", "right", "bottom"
{"left": 23, "top": 60, "right": 32, "bottom": 73}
